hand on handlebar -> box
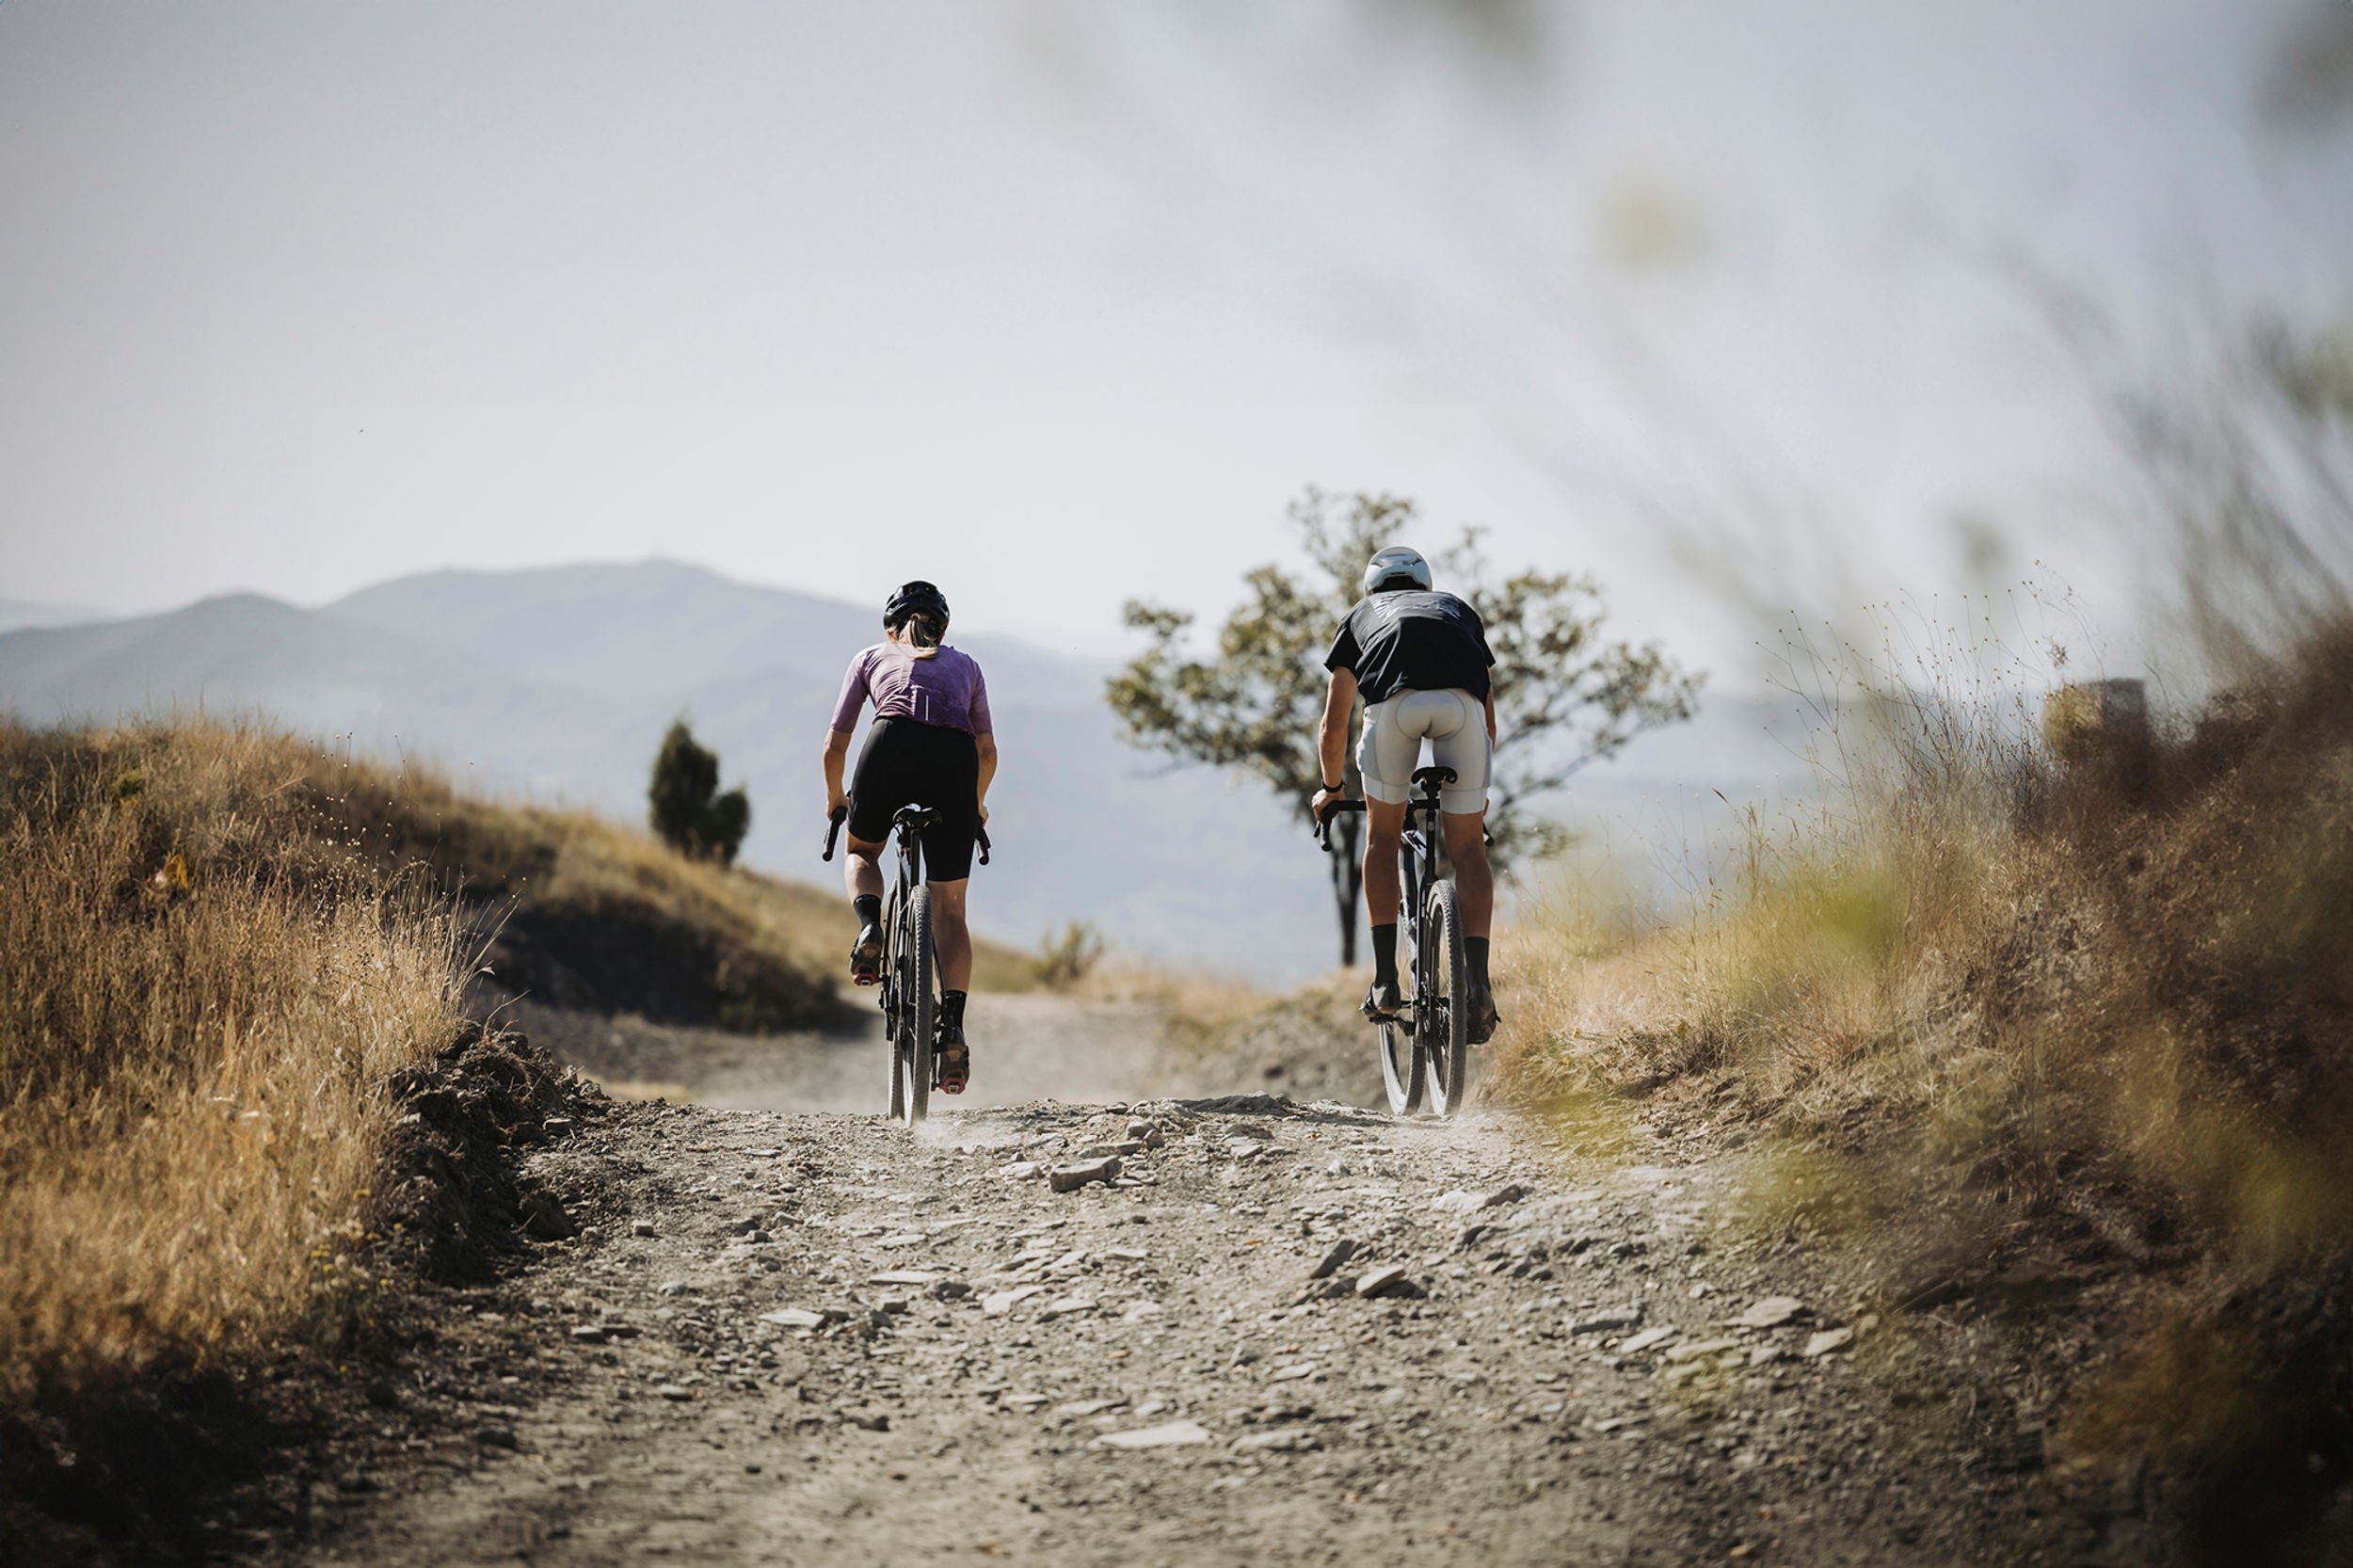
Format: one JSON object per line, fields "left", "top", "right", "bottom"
{"left": 822, "top": 804, "right": 848, "bottom": 862}
{"left": 1312, "top": 790, "right": 1364, "bottom": 852}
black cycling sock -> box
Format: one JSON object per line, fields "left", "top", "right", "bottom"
{"left": 853, "top": 895, "right": 881, "bottom": 929}
{"left": 939, "top": 989, "right": 968, "bottom": 1025}
{"left": 1369, "top": 923, "right": 1399, "bottom": 987}
{"left": 1466, "top": 936, "right": 1492, "bottom": 989}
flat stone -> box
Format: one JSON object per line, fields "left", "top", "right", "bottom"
{"left": 1001, "top": 1161, "right": 1045, "bottom": 1180}
{"left": 654, "top": 1384, "right": 696, "bottom": 1402}
{"left": 1049, "top": 1158, "right": 1121, "bottom": 1192}
{"left": 1432, "top": 1182, "right": 1528, "bottom": 1216}
{"left": 1094, "top": 1419, "right": 1212, "bottom": 1448}
{"left": 474, "top": 1425, "right": 519, "bottom": 1448}
{"left": 1619, "top": 1326, "right": 1677, "bottom": 1355}
{"left": 1104, "top": 1247, "right": 1150, "bottom": 1262}
{"left": 1733, "top": 1295, "right": 1807, "bottom": 1329}
{"left": 757, "top": 1308, "right": 832, "bottom": 1330}
{"left": 1002, "top": 1393, "right": 1050, "bottom": 1410}
{"left": 1570, "top": 1305, "right": 1644, "bottom": 1334}
{"left": 1052, "top": 1398, "right": 1125, "bottom": 1416}
{"left": 657, "top": 1280, "right": 697, "bottom": 1297}
{"left": 877, "top": 1232, "right": 928, "bottom": 1248}
{"left": 1662, "top": 1337, "right": 1743, "bottom": 1364}
{"left": 631, "top": 1221, "right": 658, "bottom": 1238}
{"left": 1749, "top": 1344, "right": 1785, "bottom": 1368}
{"left": 1226, "top": 1139, "right": 1267, "bottom": 1160}
{"left": 567, "top": 1325, "right": 609, "bottom": 1344}
{"left": 1802, "top": 1327, "right": 1854, "bottom": 1358}
{"left": 1308, "top": 1239, "right": 1359, "bottom": 1280}
{"left": 870, "top": 1271, "right": 940, "bottom": 1288}
{"left": 1267, "top": 1361, "right": 1317, "bottom": 1382}
{"left": 1037, "top": 1295, "right": 1096, "bottom": 1320}
{"left": 1355, "top": 1264, "right": 1415, "bottom": 1299}
{"left": 983, "top": 1285, "right": 1047, "bottom": 1317}
{"left": 1121, "top": 1301, "right": 1164, "bottom": 1322}
{"left": 1231, "top": 1427, "right": 1320, "bottom": 1453}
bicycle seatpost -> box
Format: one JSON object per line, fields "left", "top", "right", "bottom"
{"left": 823, "top": 805, "right": 847, "bottom": 862}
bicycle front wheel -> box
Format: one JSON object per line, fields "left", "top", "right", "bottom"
{"left": 901, "top": 885, "right": 936, "bottom": 1125}
{"left": 1423, "top": 879, "right": 1468, "bottom": 1115}
{"left": 885, "top": 890, "right": 907, "bottom": 1121}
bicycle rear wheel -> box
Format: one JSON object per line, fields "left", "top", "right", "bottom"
{"left": 1423, "top": 880, "right": 1468, "bottom": 1115}
{"left": 900, "top": 885, "right": 936, "bottom": 1125}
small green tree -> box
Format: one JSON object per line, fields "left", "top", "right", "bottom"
{"left": 1107, "top": 488, "right": 1703, "bottom": 965}
{"left": 648, "top": 719, "right": 751, "bottom": 866}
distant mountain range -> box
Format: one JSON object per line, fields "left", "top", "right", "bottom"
{"left": 0, "top": 561, "right": 1823, "bottom": 982}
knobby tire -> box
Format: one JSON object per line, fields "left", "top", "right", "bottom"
{"left": 1424, "top": 880, "right": 1468, "bottom": 1115}
{"left": 903, "top": 885, "right": 936, "bottom": 1125}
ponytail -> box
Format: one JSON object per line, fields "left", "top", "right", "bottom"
{"left": 898, "top": 612, "right": 945, "bottom": 657}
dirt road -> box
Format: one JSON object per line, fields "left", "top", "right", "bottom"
{"left": 296, "top": 1006, "right": 2019, "bottom": 1568}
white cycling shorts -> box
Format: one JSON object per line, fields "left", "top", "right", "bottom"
{"left": 1357, "top": 688, "right": 1490, "bottom": 812}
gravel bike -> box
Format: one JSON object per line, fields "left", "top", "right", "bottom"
{"left": 825, "top": 803, "right": 989, "bottom": 1126}
{"left": 1318, "top": 765, "right": 1469, "bottom": 1116}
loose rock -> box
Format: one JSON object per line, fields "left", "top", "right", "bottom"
{"left": 1094, "top": 1419, "right": 1213, "bottom": 1449}
{"left": 1802, "top": 1327, "right": 1854, "bottom": 1359}
{"left": 1049, "top": 1158, "right": 1121, "bottom": 1192}
{"left": 1733, "top": 1296, "right": 1806, "bottom": 1329}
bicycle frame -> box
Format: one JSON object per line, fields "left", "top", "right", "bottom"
{"left": 823, "top": 802, "right": 992, "bottom": 1124}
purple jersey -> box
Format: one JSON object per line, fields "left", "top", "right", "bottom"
{"left": 830, "top": 643, "right": 993, "bottom": 735}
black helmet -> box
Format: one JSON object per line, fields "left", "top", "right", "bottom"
{"left": 883, "top": 580, "right": 951, "bottom": 632}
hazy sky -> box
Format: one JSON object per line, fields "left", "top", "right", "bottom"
{"left": 4, "top": 1, "right": 2346, "bottom": 681}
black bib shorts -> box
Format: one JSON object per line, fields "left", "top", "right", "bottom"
{"left": 847, "top": 718, "right": 982, "bottom": 881}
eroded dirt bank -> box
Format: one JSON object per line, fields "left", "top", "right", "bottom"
{"left": 286, "top": 1076, "right": 2082, "bottom": 1568}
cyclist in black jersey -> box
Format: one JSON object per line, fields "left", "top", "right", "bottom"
{"left": 1310, "top": 546, "right": 1501, "bottom": 1044}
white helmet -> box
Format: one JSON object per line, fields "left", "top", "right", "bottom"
{"left": 1362, "top": 546, "right": 1433, "bottom": 595}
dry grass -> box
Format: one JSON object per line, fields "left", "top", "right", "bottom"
{"left": 0, "top": 722, "right": 464, "bottom": 1403}
{"left": 299, "top": 753, "right": 1037, "bottom": 1017}
{"left": 1494, "top": 616, "right": 2353, "bottom": 1534}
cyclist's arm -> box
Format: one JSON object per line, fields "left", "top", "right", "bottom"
{"left": 822, "top": 728, "right": 852, "bottom": 816}
{"left": 974, "top": 729, "right": 997, "bottom": 822}
{"left": 1485, "top": 689, "right": 1497, "bottom": 744}
{"left": 1318, "top": 667, "right": 1358, "bottom": 789}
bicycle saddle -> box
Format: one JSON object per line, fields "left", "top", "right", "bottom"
{"left": 1411, "top": 766, "right": 1459, "bottom": 794}
{"left": 892, "top": 805, "right": 940, "bottom": 831}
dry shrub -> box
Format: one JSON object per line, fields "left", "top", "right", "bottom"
{"left": 0, "top": 721, "right": 463, "bottom": 1402}
{"left": 1496, "top": 616, "right": 2353, "bottom": 1549}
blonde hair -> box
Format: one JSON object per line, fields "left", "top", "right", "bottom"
{"left": 892, "top": 612, "right": 945, "bottom": 659}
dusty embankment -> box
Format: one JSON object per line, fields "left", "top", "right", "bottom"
{"left": 266, "top": 999, "right": 2106, "bottom": 1568}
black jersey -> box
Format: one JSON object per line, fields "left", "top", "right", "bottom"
{"left": 1323, "top": 589, "right": 1496, "bottom": 705}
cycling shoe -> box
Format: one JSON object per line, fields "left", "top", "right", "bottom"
{"left": 936, "top": 1037, "right": 969, "bottom": 1095}
{"left": 1361, "top": 978, "right": 1404, "bottom": 1022}
{"left": 849, "top": 923, "right": 883, "bottom": 986}
{"left": 1465, "top": 981, "right": 1501, "bottom": 1046}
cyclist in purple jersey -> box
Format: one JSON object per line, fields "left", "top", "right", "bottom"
{"left": 822, "top": 581, "right": 997, "bottom": 1093}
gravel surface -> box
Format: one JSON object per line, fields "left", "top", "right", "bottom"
{"left": 294, "top": 1072, "right": 2022, "bottom": 1567}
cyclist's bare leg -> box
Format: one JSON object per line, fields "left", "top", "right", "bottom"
{"left": 843, "top": 836, "right": 886, "bottom": 904}
{"left": 927, "top": 877, "right": 973, "bottom": 992}
{"left": 1361, "top": 800, "right": 1408, "bottom": 929}
{"left": 1440, "top": 809, "right": 1493, "bottom": 938}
